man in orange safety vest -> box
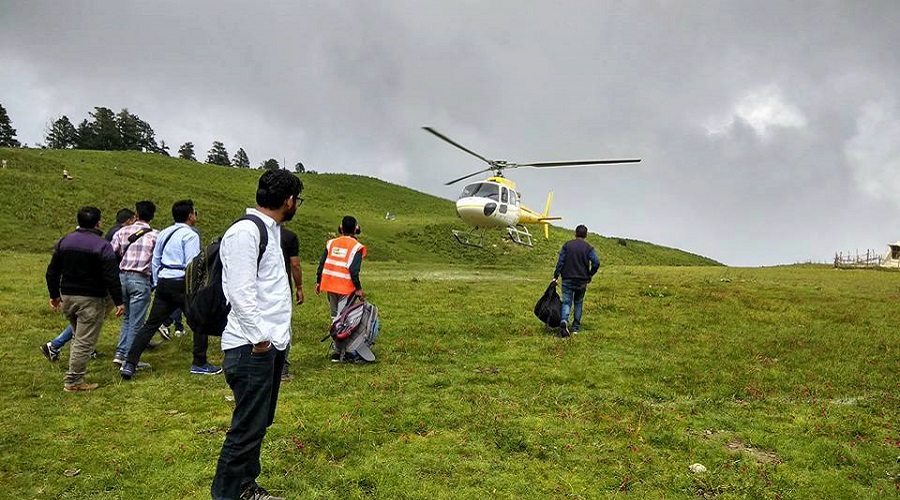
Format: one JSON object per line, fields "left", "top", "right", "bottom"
{"left": 315, "top": 215, "right": 366, "bottom": 323}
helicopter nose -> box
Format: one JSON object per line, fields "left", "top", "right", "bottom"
{"left": 483, "top": 203, "right": 497, "bottom": 216}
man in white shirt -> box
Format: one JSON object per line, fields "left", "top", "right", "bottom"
{"left": 211, "top": 169, "right": 303, "bottom": 500}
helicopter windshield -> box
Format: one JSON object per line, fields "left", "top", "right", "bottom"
{"left": 459, "top": 182, "right": 500, "bottom": 201}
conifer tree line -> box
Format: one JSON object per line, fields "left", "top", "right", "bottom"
{"left": 1, "top": 103, "right": 311, "bottom": 172}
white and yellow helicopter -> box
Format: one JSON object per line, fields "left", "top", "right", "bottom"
{"left": 423, "top": 127, "right": 641, "bottom": 247}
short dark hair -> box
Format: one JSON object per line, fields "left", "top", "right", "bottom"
{"left": 172, "top": 199, "right": 194, "bottom": 223}
{"left": 115, "top": 208, "right": 135, "bottom": 224}
{"left": 575, "top": 225, "right": 588, "bottom": 238}
{"left": 341, "top": 215, "right": 358, "bottom": 235}
{"left": 135, "top": 201, "right": 156, "bottom": 222}
{"left": 256, "top": 170, "right": 303, "bottom": 210}
{"left": 77, "top": 206, "right": 101, "bottom": 229}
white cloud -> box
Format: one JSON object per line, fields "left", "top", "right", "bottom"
{"left": 705, "top": 85, "right": 807, "bottom": 138}
{"left": 845, "top": 100, "right": 900, "bottom": 205}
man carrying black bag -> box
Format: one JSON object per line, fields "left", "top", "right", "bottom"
{"left": 551, "top": 224, "right": 600, "bottom": 337}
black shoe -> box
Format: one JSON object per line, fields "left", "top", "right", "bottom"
{"left": 330, "top": 352, "right": 343, "bottom": 363}
{"left": 41, "top": 342, "right": 60, "bottom": 362}
{"left": 240, "top": 486, "right": 285, "bottom": 500}
{"left": 558, "top": 320, "right": 570, "bottom": 338}
{"left": 90, "top": 350, "right": 101, "bottom": 359}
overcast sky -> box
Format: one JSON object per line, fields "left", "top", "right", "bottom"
{"left": 2, "top": 1, "right": 899, "bottom": 266}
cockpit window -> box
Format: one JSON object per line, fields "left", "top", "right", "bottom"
{"left": 459, "top": 182, "right": 500, "bottom": 200}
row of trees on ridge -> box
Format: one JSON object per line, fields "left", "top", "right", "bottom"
{"left": 0, "top": 103, "right": 308, "bottom": 172}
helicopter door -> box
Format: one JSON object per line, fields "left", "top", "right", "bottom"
{"left": 499, "top": 187, "right": 509, "bottom": 214}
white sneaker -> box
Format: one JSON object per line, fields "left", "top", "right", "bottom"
{"left": 157, "top": 325, "right": 171, "bottom": 340}
{"left": 174, "top": 329, "right": 185, "bottom": 338}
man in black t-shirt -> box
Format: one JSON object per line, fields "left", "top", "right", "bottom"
{"left": 280, "top": 226, "right": 304, "bottom": 380}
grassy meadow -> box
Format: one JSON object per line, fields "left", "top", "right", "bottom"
{"left": 0, "top": 149, "right": 897, "bottom": 498}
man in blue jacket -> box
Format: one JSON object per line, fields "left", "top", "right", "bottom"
{"left": 551, "top": 224, "right": 600, "bottom": 337}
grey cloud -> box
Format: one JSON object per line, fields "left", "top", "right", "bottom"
{"left": 2, "top": 1, "right": 900, "bottom": 265}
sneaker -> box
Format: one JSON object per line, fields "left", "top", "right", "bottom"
{"left": 112, "top": 357, "right": 125, "bottom": 366}
{"left": 120, "top": 362, "right": 137, "bottom": 380}
{"left": 558, "top": 320, "right": 570, "bottom": 338}
{"left": 240, "top": 486, "right": 285, "bottom": 500}
{"left": 190, "top": 363, "right": 223, "bottom": 375}
{"left": 136, "top": 361, "right": 151, "bottom": 370}
{"left": 157, "top": 325, "right": 171, "bottom": 341}
{"left": 330, "top": 352, "right": 343, "bottom": 363}
{"left": 90, "top": 350, "right": 101, "bottom": 359}
{"left": 64, "top": 382, "right": 99, "bottom": 392}
{"left": 174, "top": 328, "right": 185, "bottom": 338}
{"left": 40, "top": 342, "right": 60, "bottom": 362}
{"left": 280, "top": 368, "right": 291, "bottom": 381}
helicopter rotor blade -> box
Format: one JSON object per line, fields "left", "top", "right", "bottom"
{"left": 517, "top": 158, "right": 642, "bottom": 168}
{"left": 423, "top": 127, "right": 493, "bottom": 165}
{"left": 445, "top": 167, "right": 495, "bottom": 185}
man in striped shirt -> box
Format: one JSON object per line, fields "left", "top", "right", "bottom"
{"left": 110, "top": 201, "right": 157, "bottom": 365}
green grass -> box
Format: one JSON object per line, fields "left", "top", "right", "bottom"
{"left": 0, "top": 149, "right": 896, "bottom": 498}
{"left": 1, "top": 254, "right": 898, "bottom": 498}
{"left": 0, "top": 148, "right": 718, "bottom": 267}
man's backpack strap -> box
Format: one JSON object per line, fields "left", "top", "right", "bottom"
{"left": 120, "top": 227, "right": 152, "bottom": 257}
{"left": 234, "top": 214, "right": 268, "bottom": 267}
{"left": 157, "top": 227, "right": 189, "bottom": 270}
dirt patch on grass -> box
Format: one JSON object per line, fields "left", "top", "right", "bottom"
{"left": 724, "top": 438, "right": 781, "bottom": 464}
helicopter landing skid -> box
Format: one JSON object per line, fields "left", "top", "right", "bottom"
{"left": 506, "top": 225, "right": 534, "bottom": 247}
{"left": 452, "top": 228, "right": 485, "bottom": 248}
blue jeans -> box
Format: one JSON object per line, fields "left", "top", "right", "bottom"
{"left": 115, "top": 273, "right": 152, "bottom": 359}
{"left": 560, "top": 282, "right": 587, "bottom": 331}
{"left": 50, "top": 324, "right": 73, "bottom": 351}
{"left": 212, "top": 345, "right": 285, "bottom": 499}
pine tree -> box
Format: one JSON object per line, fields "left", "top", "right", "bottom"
{"left": 88, "top": 107, "right": 121, "bottom": 150}
{"left": 178, "top": 142, "right": 197, "bottom": 161}
{"left": 232, "top": 148, "right": 250, "bottom": 168}
{"left": 294, "top": 161, "right": 305, "bottom": 173}
{"left": 45, "top": 115, "right": 77, "bottom": 149}
{"left": 117, "top": 109, "right": 142, "bottom": 151}
{"left": 0, "top": 104, "right": 22, "bottom": 147}
{"left": 206, "top": 141, "right": 231, "bottom": 166}
{"left": 158, "top": 140, "right": 171, "bottom": 156}
{"left": 74, "top": 119, "right": 96, "bottom": 149}
{"left": 261, "top": 158, "right": 280, "bottom": 171}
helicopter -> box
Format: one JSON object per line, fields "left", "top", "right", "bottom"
{"left": 423, "top": 126, "right": 641, "bottom": 248}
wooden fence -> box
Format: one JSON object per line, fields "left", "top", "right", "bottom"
{"left": 833, "top": 249, "right": 883, "bottom": 268}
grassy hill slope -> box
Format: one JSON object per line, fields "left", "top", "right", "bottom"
{"left": 0, "top": 148, "right": 718, "bottom": 266}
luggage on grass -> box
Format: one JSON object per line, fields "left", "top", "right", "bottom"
{"left": 533, "top": 281, "right": 562, "bottom": 328}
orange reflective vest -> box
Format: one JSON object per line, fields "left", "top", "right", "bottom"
{"left": 319, "top": 236, "right": 366, "bottom": 295}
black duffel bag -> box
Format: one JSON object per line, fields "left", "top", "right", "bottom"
{"left": 533, "top": 282, "right": 562, "bottom": 327}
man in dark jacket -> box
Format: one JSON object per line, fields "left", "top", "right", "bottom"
{"left": 46, "top": 206, "right": 125, "bottom": 391}
{"left": 551, "top": 224, "right": 600, "bottom": 337}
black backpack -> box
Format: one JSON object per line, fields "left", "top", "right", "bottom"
{"left": 533, "top": 282, "right": 562, "bottom": 328}
{"left": 184, "top": 215, "right": 268, "bottom": 336}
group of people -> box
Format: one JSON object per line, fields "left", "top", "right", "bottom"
{"left": 44, "top": 166, "right": 599, "bottom": 499}
{"left": 45, "top": 170, "right": 372, "bottom": 500}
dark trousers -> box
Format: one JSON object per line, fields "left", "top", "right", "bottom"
{"left": 126, "top": 277, "right": 209, "bottom": 367}
{"left": 211, "top": 345, "right": 285, "bottom": 499}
